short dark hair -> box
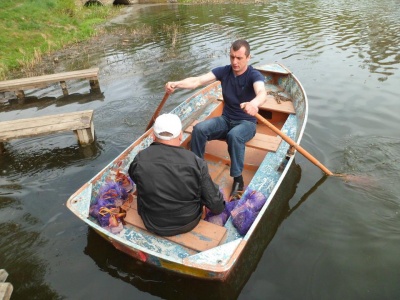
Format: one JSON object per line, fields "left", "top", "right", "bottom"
{"left": 231, "top": 39, "right": 250, "bottom": 57}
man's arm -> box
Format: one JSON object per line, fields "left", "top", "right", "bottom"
{"left": 198, "top": 160, "right": 225, "bottom": 214}
{"left": 240, "top": 81, "right": 267, "bottom": 116}
{"left": 165, "top": 72, "right": 217, "bottom": 94}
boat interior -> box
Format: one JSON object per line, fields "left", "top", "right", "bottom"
{"left": 180, "top": 93, "right": 295, "bottom": 199}
{"left": 119, "top": 89, "right": 296, "bottom": 255}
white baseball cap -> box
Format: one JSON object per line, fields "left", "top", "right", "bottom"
{"left": 153, "top": 113, "right": 182, "bottom": 140}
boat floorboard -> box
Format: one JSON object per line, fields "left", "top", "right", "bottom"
{"left": 204, "top": 140, "right": 268, "bottom": 197}
{"left": 123, "top": 197, "right": 227, "bottom": 252}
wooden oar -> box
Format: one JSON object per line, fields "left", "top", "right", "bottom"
{"left": 255, "top": 113, "right": 377, "bottom": 186}
{"left": 145, "top": 92, "right": 170, "bottom": 131}
{"left": 255, "top": 113, "right": 335, "bottom": 176}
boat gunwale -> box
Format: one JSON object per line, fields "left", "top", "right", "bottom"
{"left": 244, "top": 64, "right": 309, "bottom": 239}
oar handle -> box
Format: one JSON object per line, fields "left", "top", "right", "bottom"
{"left": 145, "top": 92, "right": 170, "bottom": 131}
{"left": 255, "top": 113, "right": 333, "bottom": 176}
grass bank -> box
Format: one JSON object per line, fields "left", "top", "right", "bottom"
{"left": 0, "top": 0, "right": 122, "bottom": 80}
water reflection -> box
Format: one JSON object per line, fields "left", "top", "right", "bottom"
{"left": 0, "top": 90, "right": 104, "bottom": 114}
{"left": 84, "top": 163, "right": 302, "bottom": 300}
{"left": 0, "top": 193, "right": 21, "bottom": 210}
{"left": 1, "top": 1, "right": 400, "bottom": 299}
{"left": 85, "top": 229, "right": 243, "bottom": 300}
{"left": 0, "top": 220, "right": 60, "bottom": 299}
{"left": 285, "top": 175, "right": 328, "bottom": 219}
{"left": 103, "top": 1, "right": 400, "bottom": 81}
{"left": 0, "top": 140, "right": 103, "bottom": 179}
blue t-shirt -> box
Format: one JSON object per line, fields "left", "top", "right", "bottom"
{"left": 212, "top": 65, "right": 264, "bottom": 122}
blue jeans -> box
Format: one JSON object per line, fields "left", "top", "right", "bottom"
{"left": 191, "top": 116, "right": 256, "bottom": 177}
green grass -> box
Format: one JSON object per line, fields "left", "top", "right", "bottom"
{"left": 0, "top": 0, "right": 121, "bottom": 80}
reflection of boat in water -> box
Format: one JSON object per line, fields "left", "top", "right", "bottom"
{"left": 83, "top": 162, "right": 302, "bottom": 300}
{"left": 67, "top": 63, "right": 308, "bottom": 280}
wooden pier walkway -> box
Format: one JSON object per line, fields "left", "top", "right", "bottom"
{"left": 0, "top": 110, "right": 95, "bottom": 154}
{"left": 0, "top": 68, "right": 100, "bottom": 100}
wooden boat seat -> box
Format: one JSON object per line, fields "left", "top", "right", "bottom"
{"left": 0, "top": 110, "right": 95, "bottom": 154}
{"left": 216, "top": 95, "right": 295, "bottom": 115}
{"left": 259, "top": 94, "right": 295, "bottom": 114}
{"left": 122, "top": 196, "right": 227, "bottom": 252}
{"left": 0, "top": 68, "right": 100, "bottom": 100}
{"left": 184, "top": 120, "right": 282, "bottom": 152}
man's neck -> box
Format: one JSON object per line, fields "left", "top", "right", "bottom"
{"left": 233, "top": 65, "right": 249, "bottom": 77}
{"left": 155, "top": 138, "right": 180, "bottom": 147}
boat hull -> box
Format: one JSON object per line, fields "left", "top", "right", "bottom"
{"left": 66, "top": 63, "right": 308, "bottom": 280}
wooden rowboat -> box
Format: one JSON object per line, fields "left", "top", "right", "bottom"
{"left": 66, "top": 63, "right": 308, "bottom": 281}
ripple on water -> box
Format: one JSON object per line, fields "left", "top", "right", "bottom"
{"left": 1, "top": 1, "right": 400, "bottom": 299}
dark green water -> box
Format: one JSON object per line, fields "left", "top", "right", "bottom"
{"left": 1, "top": 1, "right": 399, "bottom": 299}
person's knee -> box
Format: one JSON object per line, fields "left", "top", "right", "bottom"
{"left": 192, "top": 124, "right": 200, "bottom": 137}
{"left": 226, "top": 131, "right": 244, "bottom": 145}
{"left": 193, "top": 122, "right": 207, "bottom": 137}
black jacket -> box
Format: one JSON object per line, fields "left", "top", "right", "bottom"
{"left": 128, "top": 142, "right": 225, "bottom": 236}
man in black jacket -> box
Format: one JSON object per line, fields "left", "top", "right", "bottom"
{"left": 128, "top": 113, "right": 225, "bottom": 236}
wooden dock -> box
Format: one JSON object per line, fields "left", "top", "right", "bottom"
{"left": 0, "top": 68, "right": 100, "bottom": 100}
{"left": 0, "top": 110, "right": 95, "bottom": 154}
{"left": 0, "top": 270, "right": 12, "bottom": 300}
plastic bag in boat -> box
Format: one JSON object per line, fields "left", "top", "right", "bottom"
{"left": 230, "top": 190, "right": 266, "bottom": 235}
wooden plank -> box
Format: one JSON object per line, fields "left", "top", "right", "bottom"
{"left": 0, "top": 110, "right": 93, "bottom": 142}
{"left": 0, "top": 68, "right": 99, "bottom": 92}
{"left": 0, "top": 270, "right": 8, "bottom": 282}
{"left": 246, "top": 133, "right": 282, "bottom": 152}
{"left": 0, "top": 270, "right": 12, "bottom": 300}
{"left": 255, "top": 63, "right": 290, "bottom": 75}
{"left": 183, "top": 120, "right": 199, "bottom": 134}
{"left": 259, "top": 95, "right": 295, "bottom": 114}
{"left": 0, "top": 283, "right": 13, "bottom": 300}
{"left": 75, "top": 120, "right": 95, "bottom": 145}
{"left": 216, "top": 95, "right": 295, "bottom": 114}
{"left": 123, "top": 197, "right": 227, "bottom": 252}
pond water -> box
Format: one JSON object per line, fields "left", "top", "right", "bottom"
{"left": 1, "top": 0, "right": 400, "bottom": 299}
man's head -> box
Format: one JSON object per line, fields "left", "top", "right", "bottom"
{"left": 231, "top": 40, "right": 250, "bottom": 56}
{"left": 153, "top": 113, "right": 182, "bottom": 142}
{"left": 230, "top": 39, "right": 251, "bottom": 76}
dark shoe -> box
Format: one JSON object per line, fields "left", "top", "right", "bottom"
{"left": 230, "top": 178, "right": 244, "bottom": 199}
{"left": 234, "top": 175, "right": 244, "bottom": 190}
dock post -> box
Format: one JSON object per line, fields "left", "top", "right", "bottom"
{"left": 74, "top": 119, "right": 95, "bottom": 145}
{"left": 60, "top": 81, "right": 69, "bottom": 96}
{"left": 16, "top": 90, "right": 25, "bottom": 101}
{"left": 89, "top": 78, "right": 100, "bottom": 92}
{"left": 0, "top": 269, "right": 13, "bottom": 300}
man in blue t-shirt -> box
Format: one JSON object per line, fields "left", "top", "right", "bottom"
{"left": 165, "top": 39, "right": 267, "bottom": 197}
